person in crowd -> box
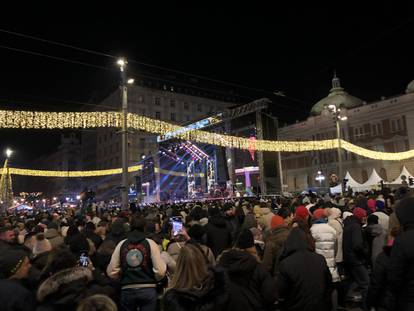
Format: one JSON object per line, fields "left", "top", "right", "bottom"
{"left": 277, "top": 227, "right": 332, "bottom": 311}
{"left": 310, "top": 208, "right": 340, "bottom": 310}
{"left": 163, "top": 244, "right": 228, "bottom": 311}
{"left": 186, "top": 224, "right": 216, "bottom": 266}
{"left": 0, "top": 248, "right": 35, "bottom": 311}
{"left": 44, "top": 222, "right": 64, "bottom": 249}
{"left": 217, "top": 238, "right": 277, "bottom": 311}
{"left": 0, "top": 223, "right": 16, "bottom": 251}
{"left": 364, "top": 214, "right": 386, "bottom": 267}
{"left": 83, "top": 221, "right": 103, "bottom": 249}
{"left": 343, "top": 207, "right": 369, "bottom": 309}
{"left": 31, "top": 233, "right": 52, "bottom": 271}
{"left": 258, "top": 202, "right": 275, "bottom": 232}
{"left": 107, "top": 216, "right": 166, "bottom": 311}
{"left": 327, "top": 207, "right": 344, "bottom": 267}
{"left": 388, "top": 196, "right": 414, "bottom": 311}
{"left": 37, "top": 245, "right": 114, "bottom": 311}
{"left": 367, "top": 226, "right": 400, "bottom": 311}
{"left": 262, "top": 214, "right": 290, "bottom": 276}
{"left": 205, "top": 207, "right": 232, "bottom": 258}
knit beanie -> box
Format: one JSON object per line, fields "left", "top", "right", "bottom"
{"left": 353, "top": 208, "right": 367, "bottom": 222}
{"left": 271, "top": 215, "right": 285, "bottom": 229}
{"left": 313, "top": 209, "right": 327, "bottom": 220}
{"left": 367, "top": 199, "right": 376, "bottom": 213}
{"left": 376, "top": 200, "right": 385, "bottom": 211}
{"left": 33, "top": 233, "right": 52, "bottom": 255}
{"left": 187, "top": 224, "right": 206, "bottom": 241}
{"left": 235, "top": 229, "right": 254, "bottom": 249}
{"left": 0, "top": 249, "right": 27, "bottom": 279}
{"left": 68, "top": 234, "right": 90, "bottom": 255}
{"left": 295, "top": 205, "right": 309, "bottom": 219}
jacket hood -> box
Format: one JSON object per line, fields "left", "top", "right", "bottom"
{"left": 209, "top": 215, "right": 227, "bottom": 227}
{"left": 328, "top": 207, "right": 341, "bottom": 220}
{"left": 365, "top": 224, "right": 384, "bottom": 236}
{"left": 218, "top": 249, "right": 257, "bottom": 276}
{"left": 44, "top": 228, "right": 59, "bottom": 239}
{"left": 127, "top": 230, "right": 146, "bottom": 242}
{"left": 344, "top": 215, "right": 361, "bottom": 226}
{"left": 261, "top": 207, "right": 272, "bottom": 215}
{"left": 170, "top": 268, "right": 227, "bottom": 300}
{"left": 282, "top": 228, "right": 310, "bottom": 257}
{"left": 37, "top": 266, "right": 92, "bottom": 302}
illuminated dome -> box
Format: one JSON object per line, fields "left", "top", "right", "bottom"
{"left": 406, "top": 80, "right": 414, "bottom": 94}
{"left": 310, "top": 75, "right": 363, "bottom": 116}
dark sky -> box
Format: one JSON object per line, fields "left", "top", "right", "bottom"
{"left": 0, "top": 2, "right": 413, "bottom": 166}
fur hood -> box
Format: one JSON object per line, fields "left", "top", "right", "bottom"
{"left": 37, "top": 267, "right": 93, "bottom": 302}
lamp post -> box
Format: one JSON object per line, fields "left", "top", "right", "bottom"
{"left": 2, "top": 148, "right": 13, "bottom": 212}
{"left": 325, "top": 105, "right": 347, "bottom": 192}
{"left": 117, "top": 58, "right": 135, "bottom": 210}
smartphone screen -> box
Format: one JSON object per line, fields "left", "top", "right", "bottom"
{"left": 172, "top": 218, "right": 183, "bottom": 236}
{"left": 79, "top": 253, "right": 89, "bottom": 267}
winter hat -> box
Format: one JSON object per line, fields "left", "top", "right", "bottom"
{"left": 270, "top": 215, "right": 285, "bottom": 229}
{"left": 235, "top": 229, "right": 254, "bottom": 249}
{"left": 33, "top": 233, "right": 52, "bottom": 255}
{"left": 367, "top": 199, "right": 376, "bottom": 213}
{"left": 376, "top": 200, "right": 385, "bottom": 211}
{"left": 313, "top": 209, "right": 327, "bottom": 220}
{"left": 295, "top": 206, "right": 309, "bottom": 219}
{"left": 0, "top": 249, "right": 27, "bottom": 279}
{"left": 353, "top": 208, "right": 367, "bottom": 222}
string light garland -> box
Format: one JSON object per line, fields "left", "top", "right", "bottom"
{"left": 1, "top": 109, "right": 414, "bottom": 161}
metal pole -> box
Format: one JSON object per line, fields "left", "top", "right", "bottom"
{"left": 336, "top": 119, "right": 343, "bottom": 191}
{"left": 278, "top": 151, "right": 284, "bottom": 194}
{"left": 120, "top": 64, "right": 129, "bottom": 210}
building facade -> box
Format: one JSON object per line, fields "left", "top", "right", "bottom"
{"left": 278, "top": 76, "right": 414, "bottom": 192}
{"left": 83, "top": 83, "right": 235, "bottom": 200}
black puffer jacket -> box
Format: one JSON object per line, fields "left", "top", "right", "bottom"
{"left": 388, "top": 196, "right": 414, "bottom": 311}
{"left": 163, "top": 269, "right": 229, "bottom": 311}
{"left": 0, "top": 279, "right": 36, "bottom": 311}
{"left": 278, "top": 228, "right": 332, "bottom": 311}
{"left": 205, "top": 216, "right": 232, "bottom": 257}
{"left": 367, "top": 246, "right": 396, "bottom": 310}
{"left": 218, "top": 249, "right": 277, "bottom": 311}
{"left": 343, "top": 216, "right": 368, "bottom": 266}
{"left": 36, "top": 267, "right": 114, "bottom": 311}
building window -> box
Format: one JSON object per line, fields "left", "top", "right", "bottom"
{"left": 184, "top": 102, "right": 189, "bottom": 110}
{"left": 197, "top": 103, "right": 202, "bottom": 112}
{"left": 155, "top": 111, "right": 161, "bottom": 119}
{"left": 396, "top": 119, "right": 402, "bottom": 131}
{"left": 170, "top": 113, "right": 176, "bottom": 121}
{"left": 391, "top": 120, "right": 396, "bottom": 132}
{"left": 139, "top": 138, "right": 145, "bottom": 148}
{"left": 186, "top": 115, "right": 190, "bottom": 121}
{"left": 139, "top": 96, "right": 144, "bottom": 103}
{"left": 170, "top": 99, "right": 176, "bottom": 108}
{"left": 154, "top": 97, "right": 161, "bottom": 106}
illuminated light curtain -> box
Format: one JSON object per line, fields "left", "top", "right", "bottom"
{"left": 2, "top": 109, "right": 414, "bottom": 160}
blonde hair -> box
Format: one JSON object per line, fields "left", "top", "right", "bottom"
{"left": 76, "top": 294, "right": 117, "bottom": 311}
{"left": 169, "top": 244, "right": 209, "bottom": 289}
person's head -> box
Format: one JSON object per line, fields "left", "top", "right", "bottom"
{"left": 353, "top": 207, "right": 367, "bottom": 224}
{"left": 312, "top": 209, "right": 327, "bottom": 221}
{"left": 76, "top": 294, "right": 117, "bottom": 311}
{"left": 170, "top": 244, "right": 209, "bottom": 289}
{"left": 270, "top": 215, "right": 285, "bottom": 229}
{"left": 235, "top": 229, "right": 254, "bottom": 249}
{"left": 0, "top": 223, "right": 15, "bottom": 243}
{"left": 130, "top": 216, "right": 146, "bottom": 232}
{"left": 0, "top": 249, "right": 31, "bottom": 279}
{"left": 42, "top": 245, "right": 78, "bottom": 277}
{"left": 294, "top": 205, "right": 309, "bottom": 221}
{"left": 33, "top": 233, "right": 52, "bottom": 255}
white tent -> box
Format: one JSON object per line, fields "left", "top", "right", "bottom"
{"left": 352, "top": 169, "right": 382, "bottom": 191}
{"left": 344, "top": 171, "right": 364, "bottom": 189}
{"left": 389, "top": 166, "right": 412, "bottom": 184}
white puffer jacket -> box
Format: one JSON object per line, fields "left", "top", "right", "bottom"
{"left": 328, "top": 207, "right": 344, "bottom": 263}
{"left": 311, "top": 222, "right": 340, "bottom": 282}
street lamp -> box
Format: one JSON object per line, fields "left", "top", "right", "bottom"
{"left": 117, "top": 58, "right": 135, "bottom": 210}
{"left": 5, "top": 148, "right": 13, "bottom": 158}
{"left": 325, "top": 104, "right": 347, "bottom": 191}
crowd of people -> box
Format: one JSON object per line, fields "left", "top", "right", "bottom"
{"left": 0, "top": 187, "right": 413, "bottom": 311}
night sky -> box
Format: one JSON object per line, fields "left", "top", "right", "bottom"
{"left": 0, "top": 2, "right": 413, "bottom": 167}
